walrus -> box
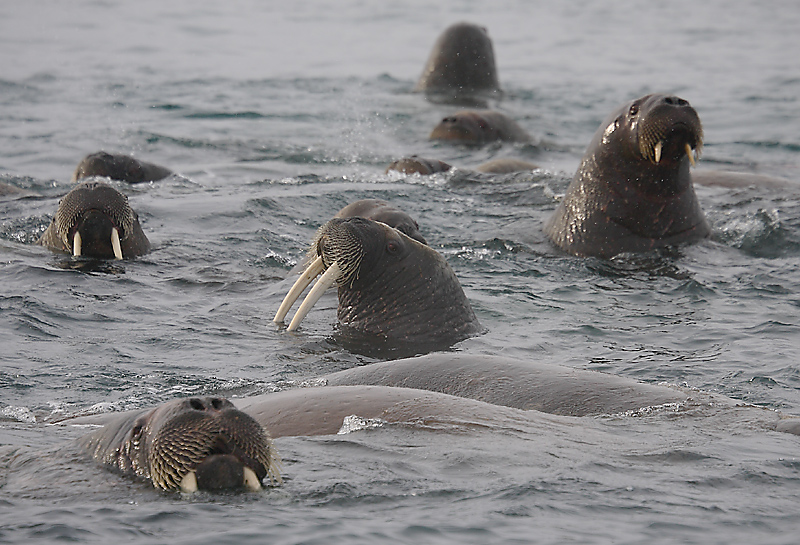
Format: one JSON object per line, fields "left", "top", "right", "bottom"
{"left": 77, "top": 396, "right": 281, "bottom": 493}
{"left": 72, "top": 364, "right": 800, "bottom": 492}
{"left": 274, "top": 217, "right": 481, "bottom": 352}
{"left": 385, "top": 156, "right": 453, "bottom": 176}
{"left": 38, "top": 179, "right": 150, "bottom": 259}
{"left": 385, "top": 156, "right": 538, "bottom": 175}
{"left": 334, "top": 198, "right": 427, "bottom": 245}
{"left": 414, "top": 22, "right": 501, "bottom": 104}
{"left": 0, "top": 181, "right": 37, "bottom": 199}
{"left": 544, "top": 94, "right": 710, "bottom": 258}
{"left": 72, "top": 151, "right": 172, "bottom": 184}
{"left": 429, "top": 110, "right": 531, "bottom": 144}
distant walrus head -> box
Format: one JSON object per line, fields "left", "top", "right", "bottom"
{"left": 72, "top": 151, "right": 171, "bottom": 184}
{"left": 415, "top": 22, "right": 501, "bottom": 104}
{"left": 38, "top": 180, "right": 150, "bottom": 259}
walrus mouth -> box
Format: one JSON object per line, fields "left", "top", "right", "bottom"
{"left": 636, "top": 99, "right": 704, "bottom": 167}
{"left": 54, "top": 180, "right": 137, "bottom": 260}
{"left": 148, "top": 399, "right": 281, "bottom": 492}
{"left": 273, "top": 218, "right": 366, "bottom": 331}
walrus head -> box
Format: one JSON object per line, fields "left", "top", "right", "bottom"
{"left": 80, "top": 397, "right": 280, "bottom": 492}
{"left": 274, "top": 217, "right": 481, "bottom": 351}
{"left": 385, "top": 156, "right": 453, "bottom": 178}
{"left": 602, "top": 93, "right": 703, "bottom": 197}
{"left": 429, "top": 110, "right": 530, "bottom": 144}
{"left": 72, "top": 151, "right": 172, "bottom": 184}
{"left": 46, "top": 180, "right": 149, "bottom": 259}
{"left": 414, "top": 22, "right": 501, "bottom": 105}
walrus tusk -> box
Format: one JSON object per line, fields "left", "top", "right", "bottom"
{"left": 273, "top": 256, "right": 325, "bottom": 323}
{"left": 111, "top": 227, "right": 123, "bottom": 260}
{"left": 72, "top": 231, "right": 82, "bottom": 257}
{"left": 243, "top": 467, "right": 262, "bottom": 491}
{"left": 685, "top": 143, "right": 696, "bottom": 166}
{"left": 287, "top": 261, "right": 341, "bottom": 332}
{"left": 180, "top": 471, "right": 198, "bottom": 493}
{"left": 654, "top": 140, "right": 663, "bottom": 164}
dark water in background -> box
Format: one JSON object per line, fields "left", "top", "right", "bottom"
{"left": 1, "top": 1, "right": 800, "bottom": 543}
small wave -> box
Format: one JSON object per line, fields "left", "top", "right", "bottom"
{"left": 1, "top": 405, "right": 36, "bottom": 423}
{"left": 337, "top": 414, "right": 386, "bottom": 434}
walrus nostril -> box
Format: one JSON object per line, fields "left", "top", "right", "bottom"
{"left": 664, "top": 96, "right": 689, "bottom": 107}
{"left": 189, "top": 398, "right": 205, "bottom": 411}
{"left": 211, "top": 398, "right": 224, "bottom": 410}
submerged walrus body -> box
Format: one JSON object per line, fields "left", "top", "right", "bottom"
{"left": 545, "top": 94, "right": 710, "bottom": 258}
{"left": 72, "top": 354, "right": 800, "bottom": 492}
{"left": 274, "top": 217, "right": 481, "bottom": 353}
{"left": 72, "top": 152, "right": 172, "bottom": 184}
{"left": 38, "top": 179, "right": 150, "bottom": 259}
{"left": 334, "top": 198, "right": 427, "bottom": 245}
{"left": 385, "top": 156, "right": 537, "bottom": 175}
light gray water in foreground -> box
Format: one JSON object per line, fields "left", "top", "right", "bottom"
{"left": 1, "top": 1, "right": 800, "bottom": 543}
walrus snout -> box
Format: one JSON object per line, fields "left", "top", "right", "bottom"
{"left": 147, "top": 396, "right": 280, "bottom": 492}
{"left": 635, "top": 94, "right": 703, "bottom": 166}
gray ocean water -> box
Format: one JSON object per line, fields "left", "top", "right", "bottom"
{"left": 2, "top": 1, "right": 800, "bottom": 543}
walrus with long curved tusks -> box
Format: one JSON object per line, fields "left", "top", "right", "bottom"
{"left": 274, "top": 217, "right": 481, "bottom": 352}
{"left": 429, "top": 110, "right": 531, "bottom": 144}
{"left": 77, "top": 396, "right": 281, "bottom": 493}
{"left": 334, "top": 198, "right": 427, "bottom": 245}
{"left": 72, "top": 151, "right": 172, "bottom": 184}
{"left": 38, "top": 179, "right": 150, "bottom": 259}
{"left": 544, "top": 94, "right": 710, "bottom": 258}
{"left": 415, "top": 22, "right": 501, "bottom": 105}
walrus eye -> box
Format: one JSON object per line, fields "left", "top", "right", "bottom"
{"left": 386, "top": 239, "right": 401, "bottom": 255}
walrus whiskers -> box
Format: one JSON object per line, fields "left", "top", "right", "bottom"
{"left": 286, "top": 261, "right": 342, "bottom": 331}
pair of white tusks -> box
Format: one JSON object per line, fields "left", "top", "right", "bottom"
{"left": 273, "top": 256, "right": 341, "bottom": 331}
{"left": 653, "top": 141, "right": 696, "bottom": 167}
{"left": 179, "top": 466, "right": 262, "bottom": 493}
{"left": 72, "top": 227, "right": 123, "bottom": 260}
